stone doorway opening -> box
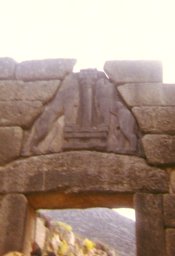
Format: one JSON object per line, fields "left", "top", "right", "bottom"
{"left": 23, "top": 192, "right": 136, "bottom": 256}
{"left": 38, "top": 207, "right": 136, "bottom": 256}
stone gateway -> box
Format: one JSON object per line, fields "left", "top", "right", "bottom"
{"left": 0, "top": 58, "right": 175, "bottom": 256}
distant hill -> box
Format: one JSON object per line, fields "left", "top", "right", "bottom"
{"left": 41, "top": 208, "right": 136, "bottom": 256}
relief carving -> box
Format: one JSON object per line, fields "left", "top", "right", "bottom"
{"left": 22, "top": 70, "right": 141, "bottom": 156}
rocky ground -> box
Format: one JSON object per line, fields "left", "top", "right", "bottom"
{"left": 41, "top": 208, "right": 136, "bottom": 256}
{"left": 3, "top": 208, "right": 135, "bottom": 256}
{"left": 3, "top": 218, "right": 118, "bottom": 256}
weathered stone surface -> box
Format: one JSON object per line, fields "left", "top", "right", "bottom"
{"left": 142, "top": 134, "right": 175, "bottom": 165}
{"left": 166, "top": 229, "right": 175, "bottom": 256}
{"left": 170, "top": 170, "right": 175, "bottom": 193}
{"left": 133, "top": 106, "right": 175, "bottom": 134}
{"left": 118, "top": 83, "right": 175, "bottom": 107}
{"left": 0, "top": 101, "right": 43, "bottom": 128}
{"left": 16, "top": 59, "right": 76, "bottom": 81}
{"left": 134, "top": 193, "right": 165, "bottom": 256}
{"left": 0, "top": 57, "right": 16, "bottom": 79}
{"left": 22, "top": 116, "right": 64, "bottom": 156}
{"left": 104, "top": 60, "right": 162, "bottom": 83}
{"left": 0, "top": 195, "right": 3, "bottom": 207}
{"left": 22, "top": 70, "right": 141, "bottom": 156}
{"left": 164, "top": 194, "right": 175, "bottom": 227}
{"left": 0, "top": 80, "right": 60, "bottom": 103}
{"left": 0, "top": 194, "right": 28, "bottom": 255}
{"left": 0, "top": 127, "right": 23, "bottom": 165}
{"left": 0, "top": 152, "right": 168, "bottom": 194}
{"left": 21, "top": 73, "right": 78, "bottom": 156}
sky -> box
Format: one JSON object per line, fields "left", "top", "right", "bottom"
{"left": 0, "top": 0, "right": 175, "bottom": 81}
{"left": 113, "top": 208, "right": 135, "bottom": 221}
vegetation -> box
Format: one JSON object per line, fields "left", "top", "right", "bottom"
{"left": 3, "top": 219, "right": 117, "bottom": 256}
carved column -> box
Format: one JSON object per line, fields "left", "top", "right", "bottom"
{"left": 0, "top": 194, "right": 28, "bottom": 255}
{"left": 134, "top": 193, "right": 165, "bottom": 256}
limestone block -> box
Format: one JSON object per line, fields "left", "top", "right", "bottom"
{"left": 133, "top": 107, "right": 175, "bottom": 133}
{"left": 0, "top": 101, "right": 43, "bottom": 128}
{"left": 164, "top": 194, "right": 175, "bottom": 227}
{"left": 166, "top": 229, "right": 175, "bottom": 256}
{"left": 16, "top": 59, "right": 76, "bottom": 81}
{"left": 170, "top": 170, "right": 175, "bottom": 193}
{"left": 0, "top": 152, "right": 168, "bottom": 194}
{"left": 0, "top": 194, "right": 28, "bottom": 255}
{"left": 0, "top": 127, "right": 23, "bottom": 165}
{"left": 0, "top": 57, "right": 16, "bottom": 79}
{"left": 104, "top": 60, "right": 162, "bottom": 83}
{"left": 118, "top": 83, "right": 175, "bottom": 107}
{"left": 0, "top": 195, "right": 3, "bottom": 207}
{"left": 0, "top": 80, "right": 60, "bottom": 103}
{"left": 142, "top": 134, "right": 175, "bottom": 165}
{"left": 134, "top": 193, "right": 165, "bottom": 256}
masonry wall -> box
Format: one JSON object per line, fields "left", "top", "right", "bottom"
{"left": 0, "top": 58, "right": 175, "bottom": 255}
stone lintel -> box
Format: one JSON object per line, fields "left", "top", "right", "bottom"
{"left": 134, "top": 193, "right": 165, "bottom": 256}
{"left": 0, "top": 152, "right": 168, "bottom": 194}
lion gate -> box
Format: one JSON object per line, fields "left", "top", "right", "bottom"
{"left": 0, "top": 58, "right": 175, "bottom": 255}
